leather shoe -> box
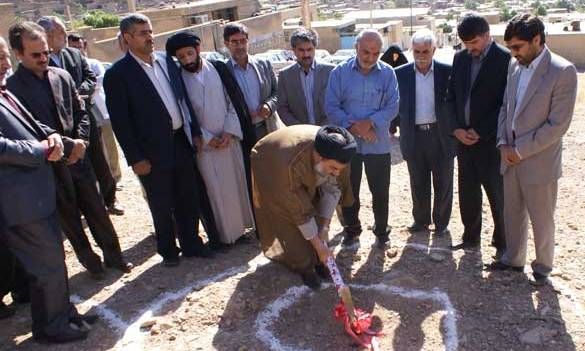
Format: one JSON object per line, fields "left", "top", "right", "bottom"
{"left": 163, "top": 256, "right": 180, "bottom": 267}
{"left": 183, "top": 246, "right": 214, "bottom": 259}
{"left": 80, "top": 253, "right": 105, "bottom": 280}
{"left": 342, "top": 233, "right": 359, "bottom": 247}
{"left": 107, "top": 201, "right": 125, "bottom": 216}
{"left": 301, "top": 271, "right": 321, "bottom": 290}
{"left": 105, "top": 258, "right": 133, "bottom": 273}
{"left": 70, "top": 313, "right": 99, "bottom": 331}
{"left": 374, "top": 236, "right": 390, "bottom": 249}
{"left": 450, "top": 242, "right": 480, "bottom": 251}
{"left": 530, "top": 272, "right": 551, "bottom": 286}
{"left": 34, "top": 326, "right": 88, "bottom": 344}
{"left": 484, "top": 261, "right": 523, "bottom": 272}
{"left": 0, "top": 301, "right": 15, "bottom": 320}
{"left": 434, "top": 228, "right": 450, "bottom": 236}
{"left": 408, "top": 222, "right": 429, "bottom": 233}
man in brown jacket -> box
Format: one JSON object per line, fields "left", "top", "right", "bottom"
{"left": 251, "top": 125, "right": 356, "bottom": 290}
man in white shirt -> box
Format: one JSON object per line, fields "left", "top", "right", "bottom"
{"left": 104, "top": 14, "right": 218, "bottom": 266}
{"left": 394, "top": 29, "right": 457, "bottom": 236}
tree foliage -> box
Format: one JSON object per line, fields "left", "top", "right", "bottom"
{"left": 82, "top": 10, "right": 120, "bottom": 29}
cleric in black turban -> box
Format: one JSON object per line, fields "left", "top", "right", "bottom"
{"left": 165, "top": 31, "right": 201, "bottom": 57}
{"left": 314, "top": 125, "right": 357, "bottom": 164}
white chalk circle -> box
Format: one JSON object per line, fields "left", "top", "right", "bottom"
{"left": 255, "top": 283, "right": 459, "bottom": 351}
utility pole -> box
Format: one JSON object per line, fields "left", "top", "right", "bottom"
{"left": 127, "top": 0, "right": 137, "bottom": 13}
{"left": 369, "top": 0, "right": 373, "bottom": 28}
{"left": 64, "top": 0, "right": 73, "bottom": 27}
{"left": 301, "top": 0, "right": 311, "bottom": 28}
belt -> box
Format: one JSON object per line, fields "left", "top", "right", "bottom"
{"left": 415, "top": 123, "right": 436, "bottom": 131}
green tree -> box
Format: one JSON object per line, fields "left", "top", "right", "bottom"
{"left": 555, "top": 0, "right": 576, "bottom": 11}
{"left": 500, "top": 6, "right": 517, "bottom": 21}
{"left": 535, "top": 4, "right": 548, "bottom": 16}
{"left": 439, "top": 23, "right": 453, "bottom": 33}
{"left": 82, "top": 10, "right": 120, "bottom": 29}
{"left": 465, "top": 0, "right": 479, "bottom": 10}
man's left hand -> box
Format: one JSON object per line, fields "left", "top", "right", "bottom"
{"left": 501, "top": 145, "right": 521, "bottom": 165}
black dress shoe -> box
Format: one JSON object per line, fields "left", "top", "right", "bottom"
{"left": 434, "top": 228, "right": 450, "bottom": 236}
{"left": 530, "top": 272, "right": 551, "bottom": 286}
{"left": 300, "top": 271, "right": 321, "bottom": 290}
{"left": 374, "top": 236, "right": 390, "bottom": 249}
{"left": 80, "top": 254, "right": 105, "bottom": 280}
{"left": 450, "top": 242, "right": 480, "bottom": 251}
{"left": 70, "top": 313, "right": 99, "bottom": 331}
{"left": 0, "top": 301, "right": 15, "bottom": 320}
{"left": 342, "top": 233, "right": 359, "bottom": 246}
{"left": 484, "top": 261, "right": 524, "bottom": 272}
{"left": 408, "top": 222, "right": 429, "bottom": 233}
{"left": 208, "top": 241, "right": 231, "bottom": 252}
{"left": 34, "top": 326, "right": 88, "bottom": 344}
{"left": 315, "top": 263, "right": 331, "bottom": 281}
{"left": 105, "top": 258, "right": 133, "bottom": 273}
{"left": 183, "top": 246, "right": 214, "bottom": 259}
{"left": 163, "top": 256, "right": 180, "bottom": 267}
{"left": 106, "top": 201, "right": 125, "bottom": 216}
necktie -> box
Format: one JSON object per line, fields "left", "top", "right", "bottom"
{"left": 0, "top": 87, "right": 24, "bottom": 115}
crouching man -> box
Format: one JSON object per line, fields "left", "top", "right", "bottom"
{"left": 251, "top": 125, "right": 356, "bottom": 289}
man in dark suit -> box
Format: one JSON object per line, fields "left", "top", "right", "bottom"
{"left": 104, "top": 14, "right": 217, "bottom": 266}
{"left": 395, "top": 29, "right": 457, "bottom": 236}
{"left": 38, "top": 16, "right": 123, "bottom": 216}
{"left": 7, "top": 22, "right": 131, "bottom": 279}
{"left": 0, "top": 35, "right": 95, "bottom": 343}
{"left": 277, "top": 28, "right": 334, "bottom": 126}
{"left": 444, "top": 14, "right": 511, "bottom": 258}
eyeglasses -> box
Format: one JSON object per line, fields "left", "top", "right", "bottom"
{"left": 228, "top": 38, "right": 248, "bottom": 46}
{"left": 31, "top": 50, "right": 51, "bottom": 59}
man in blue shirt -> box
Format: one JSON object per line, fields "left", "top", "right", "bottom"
{"left": 325, "top": 29, "right": 399, "bottom": 248}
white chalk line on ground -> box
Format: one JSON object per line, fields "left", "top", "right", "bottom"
{"left": 70, "top": 242, "right": 585, "bottom": 349}
{"left": 255, "top": 283, "right": 458, "bottom": 351}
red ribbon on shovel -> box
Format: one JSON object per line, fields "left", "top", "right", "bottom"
{"left": 334, "top": 301, "right": 383, "bottom": 349}
{"left": 325, "top": 256, "right": 383, "bottom": 350}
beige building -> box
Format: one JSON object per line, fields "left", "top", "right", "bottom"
{"left": 0, "top": 3, "right": 16, "bottom": 41}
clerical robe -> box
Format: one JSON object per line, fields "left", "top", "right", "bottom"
{"left": 251, "top": 125, "right": 353, "bottom": 273}
{"left": 183, "top": 59, "right": 255, "bottom": 244}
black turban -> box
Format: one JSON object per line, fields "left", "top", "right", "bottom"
{"left": 314, "top": 125, "right": 357, "bottom": 164}
{"left": 166, "top": 31, "right": 201, "bottom": 56}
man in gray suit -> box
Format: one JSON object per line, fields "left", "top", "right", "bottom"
{"left": 277, "top": 28, "right": 334, "bottom": 126}
{"left": 224, "top": 23, "right": 281, "bottom": 141}
{"left": 486, "top": 14, "right": 577, "bottom": 286}
{"left": 0, "top": 36, "right": 95, "bottom": 343}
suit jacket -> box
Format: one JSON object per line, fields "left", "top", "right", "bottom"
{"left": 0, "top": 94, "right": 56, "bottom": 227}
{"left": 497, "top": 48, "right": 577, "bottom": 184}
{"left": 395, "top": 61, "right": 457, "bottom": 161}
{"left": 50, "top": 47, "right": 97, "bottom": 97}
{"left": 103, "top": 51, "right": 200, "bottom": 169}
{"left": 226, "top": 56, "right": 283, "bottom": 133}
{"left": 277, "top": 61, "right": 334, "bottom": 126}
{"left": 444, "top": 41, "right": 511, "bottom": 143}
{"left": 7, "top": 66, "right": 90, "bottom": 157}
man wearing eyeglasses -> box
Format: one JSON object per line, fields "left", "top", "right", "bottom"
{"left": 6, "top": 22, "right": 132, "bottom": 279}
{"left": 224, "top": 23, "right": 282, "bottom": 141}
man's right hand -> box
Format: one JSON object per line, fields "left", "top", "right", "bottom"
{"left": 67, "top": 139, "right": 87, "bottom": 165}
{"left": 453, "top": 128, "right": 479, "bottom": 146}
{"left": 310, "top": 237, "right": 332, "bottom": 264}
{"left": 132, "top": 160, "right": 152, "bottom": 176}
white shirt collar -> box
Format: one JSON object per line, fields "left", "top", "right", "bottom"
{"left": 414, "top": 60, "right": 434, "bottom": 77}
{"left": 129, "top": 50, "right": 156, "bottom": 67}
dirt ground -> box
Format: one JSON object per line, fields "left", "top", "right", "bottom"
{"left": 1, "top": 77, "right": 584, "bottom": 351}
